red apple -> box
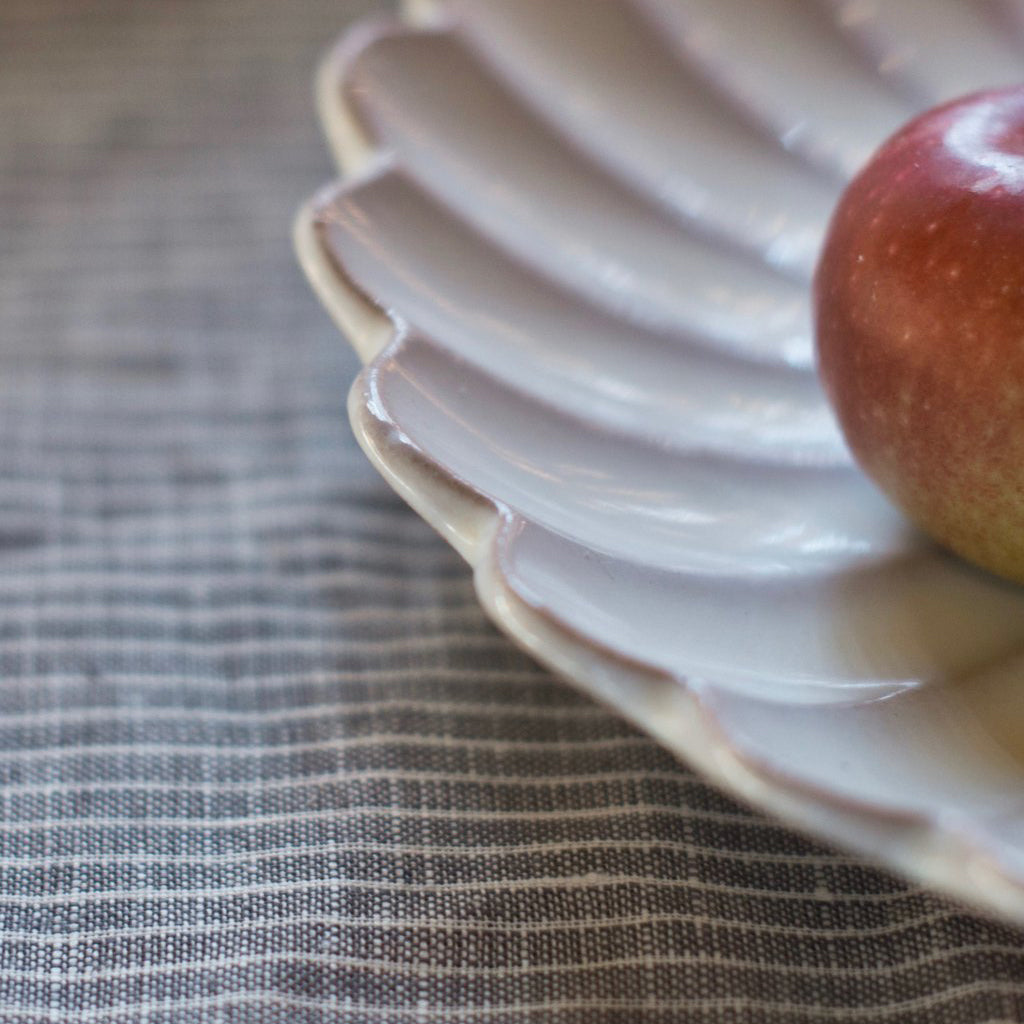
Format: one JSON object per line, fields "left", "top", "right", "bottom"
{"left": 815, "top": 86, "right": 1024, "bottom": 584}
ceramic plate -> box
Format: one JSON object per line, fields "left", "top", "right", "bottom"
{"left": 295, "top": 0, "right": 1024, "bottom": 922}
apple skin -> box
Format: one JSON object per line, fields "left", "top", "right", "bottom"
{"left": 815, "top": 86, "right": 1024, "bottom": 585}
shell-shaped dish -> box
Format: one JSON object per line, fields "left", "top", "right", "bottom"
{"left": 296, "top": 0, "right": 1024, "bottom": 922}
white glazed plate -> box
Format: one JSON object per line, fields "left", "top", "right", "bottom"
{"left": 296, "top": 0, "right": 1024, "bottom": 922}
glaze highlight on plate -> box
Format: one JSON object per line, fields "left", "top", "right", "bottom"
{"left": 297, "top": 0, "right": 1024, "bottom": 923}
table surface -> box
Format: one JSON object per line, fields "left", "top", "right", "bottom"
{"left": 2, "top": 1, "right": 1024, "bottom": 1022}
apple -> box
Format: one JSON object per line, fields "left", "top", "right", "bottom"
{"left": 815, "top": 86, "right": 1024, "bottom": 585}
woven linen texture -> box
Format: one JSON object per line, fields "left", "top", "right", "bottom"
{"left": 1, "top": 0, "right": 1024, "bottom": 1021}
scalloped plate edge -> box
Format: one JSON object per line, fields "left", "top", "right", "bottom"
{"left": 292, "top": 19, "right": 1024, "bottom": 926}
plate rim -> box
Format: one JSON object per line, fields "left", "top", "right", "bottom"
{"left": 293, "top": 12, "right": 1024, "bottom": 927}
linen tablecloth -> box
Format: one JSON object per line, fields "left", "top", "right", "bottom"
{"left": 3, "top": 1, "right": 1024, "bottom": 1021}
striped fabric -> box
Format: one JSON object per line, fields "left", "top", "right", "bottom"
{"left": 2, "top": 0, "right": 1024, "bottom": 1021}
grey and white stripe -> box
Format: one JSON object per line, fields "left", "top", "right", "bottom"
{"left": 2, "top": 0, "right": 1024, "bottom": 1021}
